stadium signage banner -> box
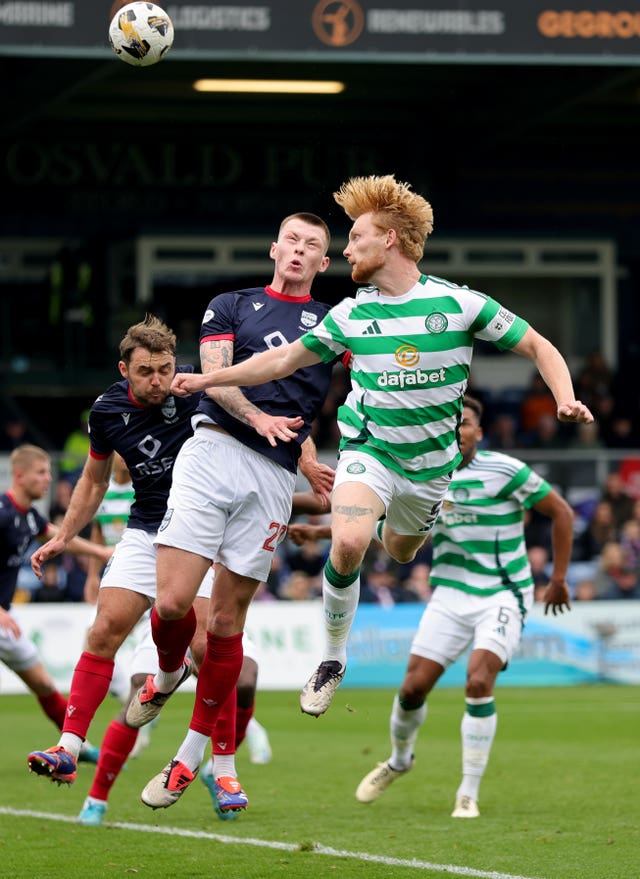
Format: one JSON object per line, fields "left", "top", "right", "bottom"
{"left": 2, "top": 1, "right": 640, "bottom": 62}
{"left": 2, "top": 600, "right": 639, "bottom": 694}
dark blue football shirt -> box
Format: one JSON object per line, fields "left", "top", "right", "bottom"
{"left": 0, "top": 492, "right": 48, "bottom": 609}
{"left": 88, "top": 365, "right": 198, "bottom": 533}
{"left": 196, "top": 286, "right": 335, "bottom": 473}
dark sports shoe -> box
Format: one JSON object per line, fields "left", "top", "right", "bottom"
{"left": 28, "top": 745, "right": 78, "bottom": 785}
{"left": 125, "top": 659, "right": 191, "bottom": 728}
{"left": 141, "top": 758, "right": 198, "bottom": 809}
{"left": 299, "top": 660, "right": 345, "bottom": 716}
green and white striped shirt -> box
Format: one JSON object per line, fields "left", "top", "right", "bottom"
{"left": 301, "top": 274, "right": 529, "bottom": 482}
{"left": 94, "top": 478, "right": 135, "bottom": 546}
{"left": 430, "top": 450, "right": 551, "bottom": 597}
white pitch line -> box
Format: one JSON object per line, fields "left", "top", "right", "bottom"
{"left": 0, "top": 807, "right": 549, "bottom": 879}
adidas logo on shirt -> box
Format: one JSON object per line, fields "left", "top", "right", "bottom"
{"left": 362, "top": 321, "right": 382, "bottom": 335}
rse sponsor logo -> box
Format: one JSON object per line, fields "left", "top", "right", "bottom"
{"left": 378, "top": 367, "right": 446, "bottom": 388}
{"left": 133, "top": 456, "right": 174, "bottom": 478}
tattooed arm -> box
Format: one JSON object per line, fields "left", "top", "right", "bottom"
{"left": 200, "top": 338, "right": 303, "bottom": 447}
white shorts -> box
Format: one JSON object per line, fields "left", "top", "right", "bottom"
{"left": 334, "top": 450, "right": 451, "bottom": 536}
{"left": 155, "top": 428, "right": 295, "bottom": 582}
{"left": 128, "top": 614, "right": 260, "bottom": 677}
{"left": 101, "top": 527, "right": 213, "bottom": 600}
{"left": 410, "top": 586, "right": 534, "bottom": 667}
{"left": 0, "top": 616, "right": 40, "bottom": 672}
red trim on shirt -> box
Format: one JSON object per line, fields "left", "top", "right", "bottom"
{"left": 89, "top": 449, "right": 111, "bottom": 460}
{"left": 265, "top": 285, "right": 312, "bottom": 303}
{"left": 201, "top": 333, "right": 235, "bottom": 345}
{"left": 127, "top": 386, "right": 146, "bottom": 408}
{"left": 5, "top": 490, "right": 28, "bottom": 514}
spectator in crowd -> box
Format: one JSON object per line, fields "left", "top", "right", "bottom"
{"left": 31, "top": 562, "right": 68, "bottom": 603}
{"left": 619, "top": 518, "right": 640, "bottom": 573}
{"left": 524, "top": 506, "right": 554, "bottom": 555}
{"left": 602, "top": 411, "right": 640, "bottom": 450}
{"left": 568, "top": 421, "right": 604, "bottom": 451}
{"left": 264, "top": 549, "right": 289, "bottom": 600}
{"left": 0, "top": 418, "right": 40, "bottom": 452}
{"left": 600, "top": 471, "right": 635, "bottom": 531}
{"left": 519, "top": 372, "right": 558, "bottom": 436}
{"left": 484, "top": 412, "right": 520, "bottom": 450}
{"left": 573, "top": 579, "right": 597, "bottom": 601}
{"left": 573, "top": 349, "right": 613, "bottom": 412}
{"left": 49, "top": 477, "right": 74, "bottom": 524}
{"left": 400, "top": 562, "right": 432, "bottom": 603}
{"left": 284, "top": 530, "right": 327, "bottom": 589}
{"left": 360, "top": 568, "right": 401, "bottom": 607}
{"left": 279, "top": 570, "right": 319, "bottom": 601}
{"left": 520, "top": 413, "right": 568, "bottom": 450}
{"left": 574, "top": 499, "right": 618, "bottom": 562}
{"left": 619, "top": 454, "right": 640, "bottom": 501}
{"left": 591, "top": 541, "right": 636, "bottom": 599}
{"left": 602, "top": 567, "right": 639, "bottom": 599}
{"left": 252, "top": 580, "right": 277, "bottom": 603}
{"left": 528, "top": 546, "right": 551, "bottom": 602}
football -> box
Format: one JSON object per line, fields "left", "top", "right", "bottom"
{"left": 109, "top": 2, "right": 174, "bottom": 67}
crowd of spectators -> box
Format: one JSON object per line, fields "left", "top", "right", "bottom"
{"left": 6, "top": 349, "right": 640, "bottom": 607}
{"left": 477, "top": 350, "right": 640, "bottom": 453}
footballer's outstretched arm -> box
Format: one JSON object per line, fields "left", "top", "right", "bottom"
{"left": 171, "top": 339, "right": 320, "bottom": 395}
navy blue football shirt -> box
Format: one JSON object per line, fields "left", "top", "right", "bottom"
{"left": 0, "top": 492, "right": 48, "bottom": 609}
{"left": 196, "top": 286, "right": 335, "bottom": 473}
{"left": 89, "top": 365, "right": 199, "bottom": 533}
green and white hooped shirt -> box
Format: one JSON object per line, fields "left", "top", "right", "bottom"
{"left": 94, "top": 478, "right": 135, "bottom": 546}
{"left": 300, "top": 274, "right": 529, "bottom": 482}
{"left": 431, "top": 450, "right": 551, "bottom": 598}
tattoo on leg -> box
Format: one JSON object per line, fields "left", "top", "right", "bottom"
{"left": 334, "top": 504, "right": 374, "bottom": 522}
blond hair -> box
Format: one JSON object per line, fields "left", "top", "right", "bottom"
{"left": 119, "top": 314, "right": 176, "bottom": 364}
{"left": 334, "top": 174, "right": 434, "bottom": 263}
{"left": 10, "top": 444, "right": 50, "bottom": 473}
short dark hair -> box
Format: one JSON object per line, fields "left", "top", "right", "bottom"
{"left": 278, "top": 212, "right": 331, "bottom": 251}
{"left": 463, "top": 394, "right": 483, "bottom": 422}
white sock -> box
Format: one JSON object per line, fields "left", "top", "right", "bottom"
{"left": 59, "top": 733, "right": 83, "bottom": 758}
{"left": 212, "top": 754, "right": 237, "bottom": 779}
{"left": 456, "top": 699, "right": 497, "bottom": 801}
{"left": 175, "top": 729, "right": 210, "bottom": 774}
{"left": 322, "top": 574, "right": 360, "bottom": 667}
{"left": 389, "top": 694, "right": 427, "bottom": 770}
{"left": 153, "top": 662, "right": 186, "bottom": 694}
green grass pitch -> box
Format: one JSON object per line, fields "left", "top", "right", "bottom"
{"left": 1, "top": 685, "right": 638, "bottom": 879}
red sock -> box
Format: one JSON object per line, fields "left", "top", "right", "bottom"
{"left": 211, "top": 686, "right": 237, "bottom": 757}
{"left": 190, "top": 632, "right": 243, "bottom": 737}
{"left": 151, "top": 605, "right": 196, "bottom": 672}
{"left": 235, "top": 703, "right": 255, "bottom": 750}
{"left": 37, "top": 691, "right": 68, "bottom": 730}
{"left": 63, "top": 652, "right": 115, "bottom": 739}
{"left": 88, "top": 720, "right": 139, "bottom": 801}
